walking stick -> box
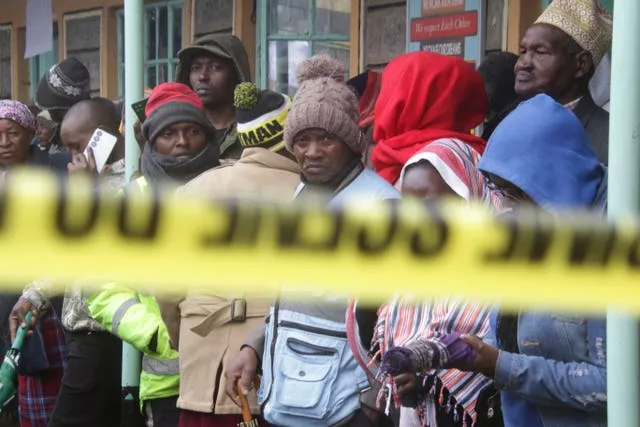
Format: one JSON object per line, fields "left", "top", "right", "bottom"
{"left": 237, "top": 379, "right": 259, "bottom": 427}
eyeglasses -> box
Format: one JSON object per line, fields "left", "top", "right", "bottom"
{"left": 484, "top": 174, "right": 531, "bottom": 203}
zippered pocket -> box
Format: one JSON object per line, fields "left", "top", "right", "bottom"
{"left": 279, "top": 320, "right": 348, "bottom": 338}
{"left": 287, "top": 337, "right": 338, "bottom": 357}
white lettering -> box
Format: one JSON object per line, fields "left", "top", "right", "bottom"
{"left": 454, "top": 17, "right": 471, "bottom": 29}
{"left": 422, "top": 41, "right": 463, "bottom": 56}
{"left": 423, "top": 0, "right": 464, "bottom": 11}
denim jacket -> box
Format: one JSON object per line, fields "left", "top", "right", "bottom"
{"left": 490, "top": 311, "right": 607, "bottom": 427}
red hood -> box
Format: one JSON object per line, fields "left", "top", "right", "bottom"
{"left": 372, "top": 52, "right": 488, "bottom": 184}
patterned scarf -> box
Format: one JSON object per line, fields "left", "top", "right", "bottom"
{"left": 398, "top": 139, "right": 488, "bottom": 201}
{"left": 374, "top": 140, "right": 495, "bottom": 426}
{"left": 374, "top": 296, "right": 494, "bottom": 427}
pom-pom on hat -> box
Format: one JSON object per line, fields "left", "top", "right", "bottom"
{"left": 284, "top": 55, "right": 364, "bottom": 154}
{"left": 234, "top": 82, "right": 291, "bottom": 152}
{"left": 142, "top": 82, "right": 215, "bottom": 144}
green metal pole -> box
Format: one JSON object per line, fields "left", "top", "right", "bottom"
{"left": 122, "top": 0, "right": 143, "bottom": 417}
{"left": 607, "top": 0, "right": 640, "bottom": 426}
{"left": 124, "top": 0, "right": 144, "bottom": 182}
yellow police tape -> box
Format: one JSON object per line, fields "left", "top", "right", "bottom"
{"left": 0, "top": 169, "right": 638, "bottom": 314}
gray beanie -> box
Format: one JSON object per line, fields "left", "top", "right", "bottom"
{"left": 284, "top": 55, "right": 365, "bottom": 154}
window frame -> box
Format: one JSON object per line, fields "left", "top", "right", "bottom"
{"left": 116, "top": 0, "right": 185, "bottom": 96}
{"left": 29, "top": 24, "right": 59, "bottom": 100}
{"left": 256, "top": 0, "right": 359, "bottom": 92}
{"left": 0, "top": 24, "right": 12, "bottom": 99}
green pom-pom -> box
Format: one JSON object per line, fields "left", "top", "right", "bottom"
{"left": 234, "top": 82, "right": 259, "bottom": 110}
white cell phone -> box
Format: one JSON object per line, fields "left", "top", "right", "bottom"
{"left": 85, "top": 128, "right": 117, "bottom": 173}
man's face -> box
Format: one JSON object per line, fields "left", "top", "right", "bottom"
{"left": 36, "top": 121, "right": 54, "bottom": 147}
{"left": 292, "top": 128, "right": 354, "bottom": 185}
{"left": 188, "top": 54, "right": 237, "bottom": 109}
{"left": 153, "top": 122, "right": 207, "bottom": 159}
{"left": 514, "top": 24, "right": 583, "bottom": 102}
{"left": 60, "top": 119, "right": 92, "bottom": 156}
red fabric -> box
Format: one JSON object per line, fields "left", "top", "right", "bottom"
{"left": 145, "top": 82, "right": 204, "bottom": 117}
{"left": 371, "top": 51, "right": 488, "bottom": 185}
{"left": 358, "top": 71, "right": 382, "bottom": 128}
{"left": 18, "top": 309, "right": 67, "bottom": 427}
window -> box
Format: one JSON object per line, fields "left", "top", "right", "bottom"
{"left": 30, "top": 24, "right": 58, "bottom": 100}
{"left": 64, "top": 11, "right": 102, "bottom": 98}
{"left": 117, "top": 1, "right": 184, "bottom": 96}
{"left": 258, "top": 0, "right": 352, "bottom": 95}
{"left": 0, "top": 25, "right": 11, "bottom": 99}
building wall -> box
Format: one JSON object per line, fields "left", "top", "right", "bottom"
{"left": 0, "top": 0, "right": 548, "bottom": 102}
{"left": 0, "top": 0, "right": 257, "bottom": 103}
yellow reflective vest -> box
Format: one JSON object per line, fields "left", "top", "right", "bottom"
{"left": 88, "top": 284, "right": 179, "bottom": 406}
{"left": 89, "top": 174, "right": 179, "bottom": 407}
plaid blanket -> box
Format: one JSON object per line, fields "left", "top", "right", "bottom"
{"left": 18, "top": 308, "right": 67, "bottom": 427}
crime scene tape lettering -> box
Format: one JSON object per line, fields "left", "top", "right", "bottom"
{"left": 0, "top": 169, "right": 639, "bottom": 314}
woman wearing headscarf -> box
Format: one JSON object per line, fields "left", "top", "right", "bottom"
{"left": 0, "top": 100, "right": 67, "bottom": 427}
{"left": 88, "top": 82, "right": 220, "bottom": 427}
{"left": 371, "top": 51, "right": 487, "bottom": 188}
{"left": 0, "top": 100, "right": 51, "bottom": 176}
{"left": 448, "top": 94, "right": 607, "bottom": 427}
{"left": 369, "top": 140, "right": 501, "bottom": 427}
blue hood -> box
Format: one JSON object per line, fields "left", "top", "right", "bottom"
{"left": 479, "top": 94, "right": 605, "bottom": 210}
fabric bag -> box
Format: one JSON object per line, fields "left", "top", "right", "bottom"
{"left": 259, "top": 306, "right": 370, "bottom": 427}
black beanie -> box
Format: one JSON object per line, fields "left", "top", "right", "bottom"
{"left": 35, "top": 58, "right": 91, "bottom": 113}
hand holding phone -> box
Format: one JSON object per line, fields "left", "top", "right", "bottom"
{"left": 68, "top": 149, "right": 96, "bottom": 175}
{"left": 83, "top": 128, "right": 118, "bottom": 173}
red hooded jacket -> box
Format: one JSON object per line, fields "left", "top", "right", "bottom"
{"left": 372, "top": 52, "right": 488, "bottom": 184}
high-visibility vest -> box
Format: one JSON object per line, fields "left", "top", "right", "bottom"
{"left": 87, "top": 284, "right": 180, "bottom": 407}
{"left": 116, "top": 175, "right": 148, "bottom": 197}
{"left": 92, "top": 173, "right": 178, "bottom": 408}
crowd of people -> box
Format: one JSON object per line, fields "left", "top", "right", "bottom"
{"left": 0, "top": 0, "right": 613, "bottom": 426}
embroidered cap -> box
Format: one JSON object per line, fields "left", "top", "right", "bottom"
{"left": 35, "top": 58, "right": 91, "bottom": 113}
{"left": 535, "top": 0, "right": 612, "bottom": 66}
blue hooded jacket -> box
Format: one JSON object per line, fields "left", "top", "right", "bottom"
{"left": 479, "top": 94, "right": 608, "bottom": 427}
{"left": 479, "top": 94, "right": 606, "bottom": 210}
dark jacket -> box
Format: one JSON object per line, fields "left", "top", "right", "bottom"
{"left": 176, "top": 34, "right": 251, "bottom": 161}
{"left": 573, "top": 93, "right": 609, "bottom": 165}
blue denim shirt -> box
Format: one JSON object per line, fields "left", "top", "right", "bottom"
{"left": 490, "top": 310, "right": 607, "bottom": 427}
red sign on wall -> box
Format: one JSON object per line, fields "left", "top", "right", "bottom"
{"left": 410, "top": 11, "right": 479, "bottom": 42}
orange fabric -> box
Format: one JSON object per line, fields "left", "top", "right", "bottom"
{"left": 371, "top": 52, "right": 488, "bottom": 184}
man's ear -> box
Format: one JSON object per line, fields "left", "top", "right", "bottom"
{"left": 574, "top": 50, "right": 594, "bottom": 80}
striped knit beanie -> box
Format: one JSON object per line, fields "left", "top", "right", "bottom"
{"left": 142, "top": 82, "right": 215, "bottom": 144}
{"left": 234, "top": 82, "right": 291, "bottom": 152}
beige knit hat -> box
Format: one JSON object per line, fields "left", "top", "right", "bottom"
{"left": 535, "top": 0, "right": 612, "bottom": 66}
{"left": 284, "top": 55, "right": 365, "bottom": 154}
